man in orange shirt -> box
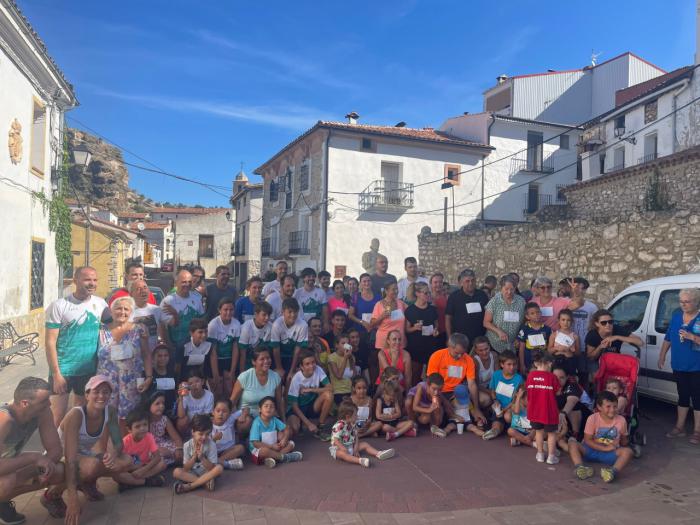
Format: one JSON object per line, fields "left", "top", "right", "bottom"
{"left": 427, "top": 333, "right": 486, "bottom": 424}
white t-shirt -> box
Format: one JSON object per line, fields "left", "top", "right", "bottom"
{"left": 184, "top": 340, "right": 212, "bottom": 366}
{"left": 213, "top": 411, "right": 242, "bottom": 452}
{"left": 397, "top": 276, "right": 429, "bottom": 302}
{"left": 270, "top": 317, "right": 309, "bottom": 347}
{"left": 293, "top": 287, "right": 327, "bottom": 321}
{"left": 131, "top": 303, "right": 163, "bottom": 351}
{"left": 239, "top": 319, "right": 272, "bottom": 349}
{"left": 288, "top": 366, "right": 328, "bottom": 399}
{"left": 266, "top": 291, "right": 284, "bottom": 321}
{"left": 160, "top": 292, "right": 205, "bottom": 346}
{"left": 182, "top": 389, "right": 214, "bottom": 420}
{"left": 262, "top": 280, "right": 281, "bottom": 299}
{"left": 207, "top": 316, "right": 241, "bottom": 360}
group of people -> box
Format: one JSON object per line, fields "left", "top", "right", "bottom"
{"left": 1, "top": 256, "right": 699, "bottom": 525}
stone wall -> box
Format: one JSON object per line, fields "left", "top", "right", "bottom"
{"left": 419, "top": 149, "right": 700, "bottom": 307}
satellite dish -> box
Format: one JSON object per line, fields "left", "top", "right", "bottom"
{"left": 137, "top": 222, "right": 145, "bottom": 231}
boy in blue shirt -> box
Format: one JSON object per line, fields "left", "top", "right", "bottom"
{"left": 249, "top": 396, "right": 303, "bottom": 468}
{"left": 483, "top": 350, "right": 523, "bottom": 440}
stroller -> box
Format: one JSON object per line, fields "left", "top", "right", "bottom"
{"left": 593, "top": 353, "right": 646, "bottom": 454}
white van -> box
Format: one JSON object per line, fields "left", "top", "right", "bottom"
{"left": 605, "top": 273, "right": 700, "bottom": 404}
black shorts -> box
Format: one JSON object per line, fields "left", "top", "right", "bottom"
{"left": 530, "top": 422, "right": 558, "bottom": 432}
{"left": 334, "top": 393, "right": 350, "bottom": 406}
{"left": 48, "top": 374, "right": 91, "bottom": 396}
{"left": 290, "top": 401, "right": 321, "bottom": 419}
{"left": 217, "top": 358, "right": 233, "bottom": 375}
{"left": 674, "top": 370, "right": 700, "bottom": 408}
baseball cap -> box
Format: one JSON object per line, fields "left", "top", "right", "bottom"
{"left": 453, "top": 384, "right": 470, "bottom": 406}
{"left": 85, "top": 375, "right": 113, "bottom": 392}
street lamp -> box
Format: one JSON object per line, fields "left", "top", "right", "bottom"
{"left": 72, "top": 144, "right": 92, "bottom": 169}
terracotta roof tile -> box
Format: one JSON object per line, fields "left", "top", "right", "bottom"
{"left": 148, "top": 207, "right": 228, "bottom": 214}
{"left": 615, "top": 66, "right": 694, "bottom": 107}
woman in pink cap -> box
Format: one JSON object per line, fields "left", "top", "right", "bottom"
{"left": 43, "top": 375, "right": 131, "bottom": 524}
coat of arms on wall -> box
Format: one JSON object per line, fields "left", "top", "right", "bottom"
{"left": 8, "top": 119, "right": 23, "bottom": 164}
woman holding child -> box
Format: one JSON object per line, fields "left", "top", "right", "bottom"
{"left": 483, "top": 275, "right": 526, "bottom": 354}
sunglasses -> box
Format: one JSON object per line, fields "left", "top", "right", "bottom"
{"left": 599, "top": 320, "right": 613, "bottom": 326}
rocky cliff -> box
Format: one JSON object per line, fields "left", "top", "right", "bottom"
{"left": 66, "top": 128, "right": 153, "bottom": 212}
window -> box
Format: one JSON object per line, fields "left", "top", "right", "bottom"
{"left": 643, "top": 133, "right": 658, "bottom": 162}
{"left": 614, "top": 115, "right": 626, "bottom": 131}
{"left": 555, "top": 185, "right": 567, "bottom": 203}
{"left": 269, "top": 179, "right": 278, "bottom": 202}
{"left": 30, "top": 239, "right": 45, "bottom": 310}
{"left": 608, "top": 291, "right": 649, "bottom": 333}
{"left": 444, "top": 164, "right": 460, "bottom": 186}
{"left": 613, "top": 146, "right": 625, "bottom": 171}
{"left": 526, "top": 131, "right": 544, "bottom": 171}
{"left": 198, "top": 235, "right": 214, "bottom": 258}
{"left": 560, "top": 135, "right": 570, "bottom": 150}
{"left": 361, "top": 138, "right": 372, "bottom": 150}
{"left": 655, "top": 289, "right": 680, "bottom": 334}
{"left": 285, "top": 168, "right": 293, "bottom": 210}
{"left": 526, "top": 183, "right": 539, "bottom": 213}
{"left": 576, "top": 156, "right": 582, "bottom": 181}
{"left": 30, "top": 100, "right": 47, "bottom": 176}
{"left": 644, "top": 100, "right": 658, "bottom": 124}
{"left": 381, "top": 161, "right": 402, "bottom": 205}
{"left": 300, "top": 161, "right": 310, "bottom": 192}
{"left": 599, "top": 152, "right": 606, "bottom": 175}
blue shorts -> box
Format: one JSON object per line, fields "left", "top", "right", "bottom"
{"left": 582, "top": 444, "right": 617, "bottom": 465}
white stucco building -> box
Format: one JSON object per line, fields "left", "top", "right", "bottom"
{"left": 0, "top": 0, "right": 77, "bottom": 336}
{"left": 172, "top": 208, "right": 234, "bottom": 276}
{"left": 256, "top": 119, "right": 493, "bottom": 278}
{"left": 231, "top": 170, "right": 263, "bottom": 290}
{"left": 439, "top": 52, "right": 666, "bottom": 221}
{"left": 140, "top": 221, "right": 174, "bottom": 263}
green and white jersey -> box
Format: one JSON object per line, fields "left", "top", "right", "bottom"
{"left": 266, "top": 291, "right": 284, "bottom": 321}
{"left": 239, "top": 319, "right": 272, "bottom": 368}
{"left": 287, "top": 366, "right": 329, "bottom": 407}
{"left": 293, "top": 287, "right": 327, "bottom": 321}
{"left": 161, "top": 292, "right": 205, "bottom": 347}
{"left": 207, "top": 316, "right": 241, "bottom": 359}
{"left": 45, "top": 294, "right": 108, "bottom": 376}
{"left": 270, "top": 317, "right": 308, "bottom": 361}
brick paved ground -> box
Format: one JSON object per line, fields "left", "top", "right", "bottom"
{"left": 4, "top": 357, "right": 700, "bottom": 524}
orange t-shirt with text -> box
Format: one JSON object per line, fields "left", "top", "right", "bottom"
{"left": 426, "top": 348, "right": 475, "bottom": 393}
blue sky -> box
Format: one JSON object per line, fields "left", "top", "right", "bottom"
{"left": 20, "top": 0, "right": 696, "bottom": 206}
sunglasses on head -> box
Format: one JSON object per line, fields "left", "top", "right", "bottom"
{"left": 599, "top": 320, "right": 613, "bottom": 326}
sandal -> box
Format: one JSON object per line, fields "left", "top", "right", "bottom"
{"left": 430, "top": 425, "right": 447, "bottom": 438}
{"left": 205, "top": 479, "right": 216, "bottom": 492}
{"left": 173, "top": 481, "right": 191, "bottom": 495}
{"left": 666, "top": 427, "right": 686, "bottom": 438}
{"left": 689, "top": 432, "right": 700, "bottom": 445}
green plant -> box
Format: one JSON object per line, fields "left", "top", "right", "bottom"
{"left": 643, "top": 168, "right": 673, "bottom": 212}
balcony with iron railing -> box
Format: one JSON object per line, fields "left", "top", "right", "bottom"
{"left": 289, "top": 231, "right": 310, "bottom": 255}
{"left": 522, "top": 193, "right": 567, "bottom": 219}
{"left": 511, "top": 155, "right": 556, "bottom": 174}
{"left": 358, "top": 180, "right": 414, "bottom": 212}
{"left": 607, "top": 162, "right": 625, "bottom": 173}
{"left": 637, "top": 152, "right": 658, "bottom": 165}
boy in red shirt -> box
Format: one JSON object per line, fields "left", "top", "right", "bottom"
{"left": 525, "top": 352, "right": 560, "bottom": 465}
{"left": 118, "top": 409, "right": 167, "bottom": 489}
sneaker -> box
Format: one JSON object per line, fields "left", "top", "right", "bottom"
{"left": 314, "top": 430, "right": 332, "bottom": 442}
{"left": 376, "top": 449, "right": 395, "bottom": 460}
{"left": 600, "top": 467, "right": 616, "bottom": 483}
{"left": 631, "top": 443, "right": 642, "bottom": 459}
{"left": 0, "top": 501, "right": 25, "bottom": 525}
{"left": 430, "top": 425, "right": 447, "bottom": 438}
{"left": 386, "top": 432, "right": 398, "bottom": 442}
{"left": 359, "top": 458, "right": 371, "bottom": 468}
{"left": 404, "top": 427, "right": 417, "bottom": 437}
{"left": 482, "top": 428, "right": 499, "bottom": 441}
{"left": 575, "top": 465, "right": 594, "bottom": 480}
{"left": 224, "top": 458, "right": 244, "bottom": 470}
{"left": 535, "top": 452, "right": 546, "bottom": 463}
{"left": 283, "top": 451, "right": 303, "bottom": 463}
{"left": 264, "top": 458, "right": 277, "bottom": 469}
{"left": 546, "top": 455, "right": 559, "bottom": 465}
{"left": 509, "top": 438, "right": 521, "bottom": 447}
{"left": 39, "top": 491, "right": 66, "bottom": 520}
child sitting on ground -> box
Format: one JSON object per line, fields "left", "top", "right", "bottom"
{"left": 328, "top": 334, "right": 358, "bottom": 406}
{"left": 148, "top": 344, "right": 178, "bottom": 419}
{"left": 376, "top": 381, "right": 416, "bottom": 441}
{"left": 173, "top": 414, "right": 224, "bottom": 494}
{"left": 286, "top": 349, "right": 334, "bottom": 439}
{"left": 448, "top": 384, "right": 485, "bottom": 438}
{"left": 182, "top": 318, "right": 217, "bottom": 383}
{"left": 249, "top": 396, "right": 303, "bottom": 468}
{"left": 147, "top": 392, "right": 183, "bottom": 466}
{"left": 374, "top": 366, "right": 404, "bottom": 407}
{"left": 548, "top": 309, "right": 579, "bottom": 377}
{"left": 329, "top": 400, "right": 395, "bottom": 468}
{"left": 605, "top": 378, "right": 628, "bottom": 415}
{"left": 568, "top": 391, "right": 634, "bottom": 483}
{"left": 350, "top": 376, "right": 382, "bottom": 438}
{"left": 118, "top": 409, "right": 167, "bottom": 490}
{"left": 525, "top": 352, "right": 560, "bottom": 465}
{"left": 507, "top": 386, "right": 534, "bottom": 446}
{"left": 212, "top": 398, "right": 249, "bottom": 470}
{"left": 517, "top": 303, "right": 551, "bottom": 375}
{"left": 406, "top": 373, "right": 475, "bottom": 438}
{"left": 176, "top": 367, "right": 215, "bottom": 436}
{"left": 483, "top": 350, "right": 523, "bottom": 440}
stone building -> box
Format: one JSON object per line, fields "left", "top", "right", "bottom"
{"left": 172, "top": 209, "right": 233, "bottom": 276}
{"left": 231, "top": 170, "right": 263, "bottom": 291}
{"left": 0, "top": 0, "right": 77, "bottom": 338}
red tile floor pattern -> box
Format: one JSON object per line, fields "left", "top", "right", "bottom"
{"left": 200, "top": 417, "right": 670, "bottom": 514}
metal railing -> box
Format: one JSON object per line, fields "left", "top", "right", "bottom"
{"left": 637, "top": 152, "right": 658, "bottom": 165}
{"left": 608, "top": 162, "right": 625, "bottom": 173}
{"left": 289, "top": 231, "right": 310, "bottom": 255}
{"left": 522, "top": 193, "right": 567, "bottom": 217}
{"left": 358, "top": 180, "right": 414, "bottom": 212}
{"left": 261, "top": 238, "right": 271, "bottom": 257}
{"left": 512, "top": 155, "right": 555, "bottom": 174}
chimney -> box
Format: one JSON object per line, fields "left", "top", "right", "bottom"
{"left": 345, "top": 111, "right": 359, "bottom": 125}
{"left": 496, "top": 74, "right": 508, "bottom": 84}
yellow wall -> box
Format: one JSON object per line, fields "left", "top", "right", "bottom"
{"left": 70, "top": 224, "right": 126, "bottom": 299}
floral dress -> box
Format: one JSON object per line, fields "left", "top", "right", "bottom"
{"left": 329, "top": 419, "right": 356, "bottom": 458}
{"left": 150, "top": 415, "right": 177, "bottom": 465}
{"left": 97, "top": 323, "right": 145, "bottom": 418}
